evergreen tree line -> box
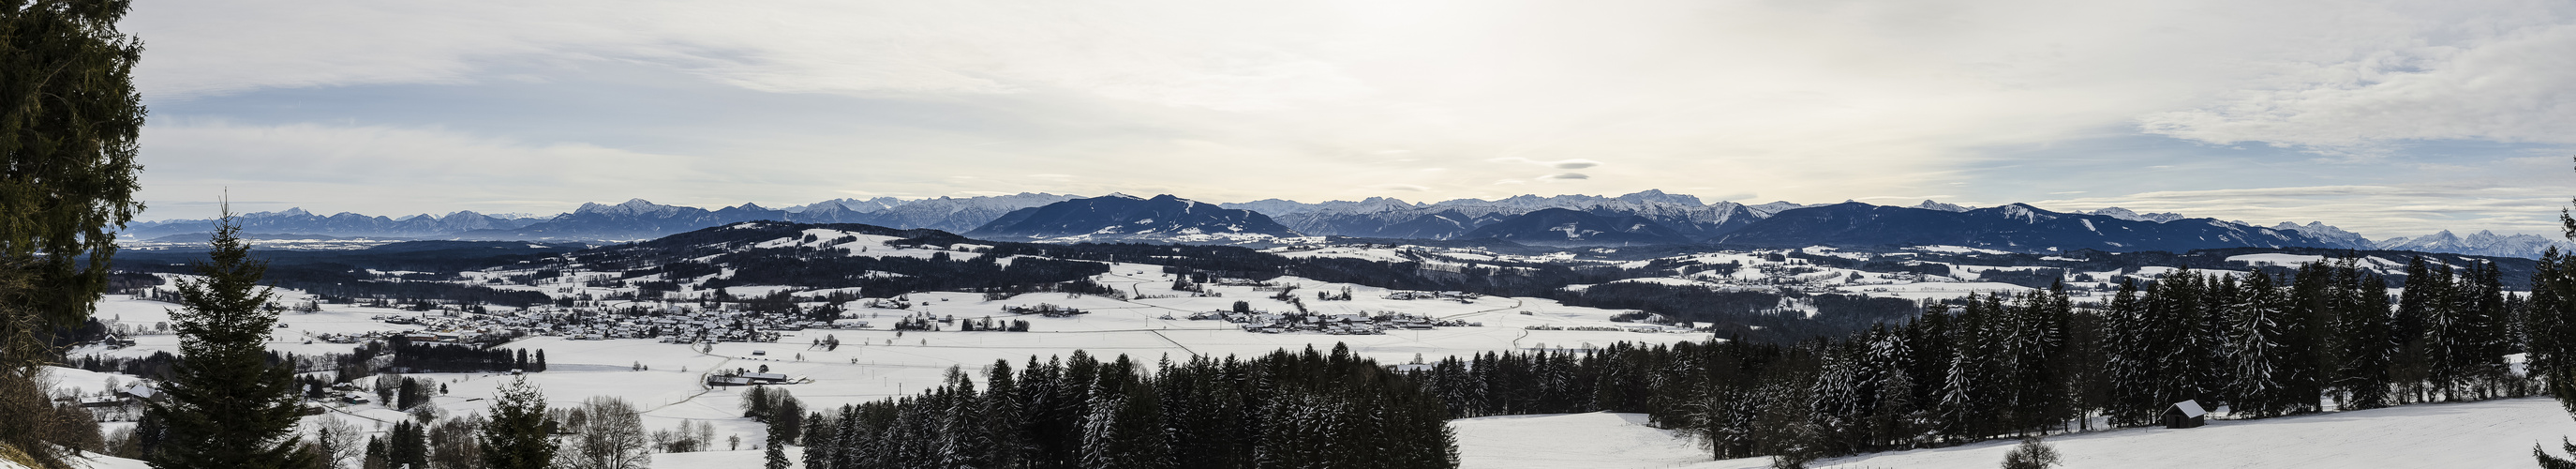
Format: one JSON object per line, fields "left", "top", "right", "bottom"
{"left": 794, "top": 345, "right": 1458, "bottom": 469}
{"left": 2534, "top": 244, "right": 2576, "bottom": 467}
{"left": 111, "top": 259, "right": 555, "bottom": 308}
{"left": 1555, "top": 282, "right": 1925, "bottom": 343}
{"left": 384, "top": 337, "right": 545, "bottom": 374}
{"left": 1407, "top": 257, "right": 2573, "bottom": 463}
{"left": 70, "top": 339, "right": 543, "bottom": 385}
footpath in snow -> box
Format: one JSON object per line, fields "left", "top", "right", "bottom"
{"left": 1452, "top": 398, "right": 2576, "bottom": 469}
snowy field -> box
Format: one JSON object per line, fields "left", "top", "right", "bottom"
{"left": 1452, "top": 398, "right": 2576, "bottom": 469}
{"left": 52, "top": 236, "right": 2553, "bottom": 468}
{"left": 64, "top": 265, "right": 1715, "bottom": 447}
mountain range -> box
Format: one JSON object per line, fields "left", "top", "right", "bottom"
{"left": 120, "top": 208, "right": 549, "bottom": 239}
{"left": 1708, "top": 203, "right": 2329, "bottom": 252}
{"left": 963, "top": 194, "right": 1301, "bottom": 242}
{"left": 119, "top": 190, "right": 2574, "bottom": 258}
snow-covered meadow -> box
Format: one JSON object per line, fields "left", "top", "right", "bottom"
{"left": 61, "top": 261, "right": 1715, "bottom": 457}
{"left": 1456, "top": 398, "right": 2576, "bottom": 468}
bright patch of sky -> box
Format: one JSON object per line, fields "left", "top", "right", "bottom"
{"left": 127, "top": 0, "right": 2576, "bottom": 237}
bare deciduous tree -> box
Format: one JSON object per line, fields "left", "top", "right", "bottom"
{"left": 558, "top": 397, "right": 650, "bottom": 469}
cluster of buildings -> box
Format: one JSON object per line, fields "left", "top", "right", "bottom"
{"left": 349, "top": 309, "right": 874, "bottom": 346}
{"left": 706, "top": 370, "right": 800, "bottom": 386}
{"left": 1381, "top": 291, "right": 1483, "bottom": 301}
{"left": 1189, "top": 311, "right": 1476, "bottom": 335}
{"left": 1521, "top": 324, "right": 1679, "bottom": 333}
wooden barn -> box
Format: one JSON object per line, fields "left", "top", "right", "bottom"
{"left": 2164, "top": 400, "right": 2208, "bottom": 429}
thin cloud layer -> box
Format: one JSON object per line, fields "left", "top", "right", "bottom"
{"left": 117, "top": 0, "right": 2576, "bottom": 235}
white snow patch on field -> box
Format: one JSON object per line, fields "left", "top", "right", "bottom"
{"left": 1834, "top": 281, "right": 2032, "bottom": 299}
{"left": 1908, "top": 245, "right": 2009, "bottom": 254}
{"left": 1452, "top": 413, "right": 1709, "bottom": 468}
{"left": 76, "top": 269, "right": 1711, "bottom": 441}
{"left": 1454, "top": 398, "right": 2576, "bottom": 469}
{"left": 2228, "top": 253, "right": 2328, "bottom": 266}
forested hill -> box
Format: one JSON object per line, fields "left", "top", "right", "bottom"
{"left": 1714, "top": 203, "right": 2331, "bottom": 252}
{"left": 543, "top": 221, "right": 1636, "bottom": 298}
{"left": 1785, "top": 246, "right": 2542, "bottom": 290}
{"left": 107, "top": 241, "right": 587, "bottom": 308}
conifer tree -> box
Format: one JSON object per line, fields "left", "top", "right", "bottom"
{"left": 0, "top": 1, "right": 147, "bottom": 463}
{"left": 2467, "top": 262, "right": 2509, "bottom": 399}
{"left": 985, "top": 359, "right": 1031, "bottom": 468}
{"left": 799, "top": 412, "right": 831, "bottom": 469}
{"left": 360, "top": 438, "right": 384, "bottom": 469}
{"left": 146, "top": 211, "right": 315, "bottom": 469}
{"left": 0, "top": 0, "right": 148, "bottom": 326}
{"left": 771, "top": 391, "right": 804, "bottom": 445}
{"left": 2103, "top": 280, "right": 2156, "bottom": 426}
{"left": 478, "top": 376, "right": 555, "bottom": 469}
{"left": 384, "top": 421, "right": 425, "bottom": 469}
{"left": 2394, "top": 257, "right": 2441, "bottom": 403}
{"left": 2535, "top": 175, "right": 2576, "bottom": 468}
{"left": 2226, "top": 273, "right": 2287, "bottom": 417}
{"left": 2336, "top": 262, "right": 2397, "bottom": 410}
{"left": 764, "top": 417, "right": 789, "bottom": 469}
{"left": 934, "top": 367, "right": 989, "bottom": 468}
{"left": 2277, "top": 261, "right": 2332, "bottom": 416}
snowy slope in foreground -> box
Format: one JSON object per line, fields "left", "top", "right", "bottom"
{"left": 1453, "top": 398, "right": 2576, "bottom": 469}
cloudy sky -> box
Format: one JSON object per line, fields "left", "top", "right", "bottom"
{"left": 127, "top": 0, "right": 2576, "bottom": 237}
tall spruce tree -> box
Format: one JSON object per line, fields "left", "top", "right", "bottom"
{"left": 2102, "top": 279, "right": 2156, "bottom": 426}
{"left": 2537, "top": 164, "right": 2576, "bottom": 467}
{"left": 145, "top": 211, "right": 314, "bottom": 469}
{"left": 2226, "top": 273, "right": 2288, "bottom": 417}
{"left": 0, "top": 0, "right": 147, "bottom": 464}
{"left": 2335, "top": 260, "right": 2397, "bottom": 410}
{"left": 2393, "top": 257, "right": 2440, "bottom": 403}
{"left": 763, "top": 416, "right": 789, "bottom": 469}
{"left": 985, "top": 359, "right": 1031, "bottom": 468}
{"left": 2541, "top": 251, "right": 2576, "bottom": 468}
{"left": 0, "top": 0, "right": 146, "bottom": 325}
{"left": 478, "top": 376, "right": 555, "bottom": 469}
{"left": 2279, "top": 262, "right": 2333, "bottom": 416}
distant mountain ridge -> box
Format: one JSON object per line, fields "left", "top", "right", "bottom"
{"left": 2375, "top": 230, "right": 2571, "bottom": 259}
{"left": 787, "top": 193, "right": 1082, "bottom": 232}
{"left": 119, "top": 190, "right": 2572, "bottom": 258}
{"left": 965, "top": 194, "right": 1301, "bottom": 243}
{"left": 122, "top": 208, "right": 546, "bottom": 239}
{"left": 1454, "top": 208, "right": 1695, "bottom": 247}
{"left": 1712, "top": 203, "right": 2330, "bottom": 253}
{"left": 1228, "top": 189, "right": 1768, "bottom": 242}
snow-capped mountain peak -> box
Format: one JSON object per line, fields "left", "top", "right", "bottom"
{"left": 576, "top": 198, "right": 685, "bottom": 216}
{"left": 1990, "top": 203, "right": 2054, "bottom": 222}
{"left": 2086, "top": 207, "right": 2189, "bottom": 223}
{"left": 1612, "top": 189, "right": 1705, "bottom": 206}
{"left": 1910, "top": 200, "right": 1971, "bottom": 212}
{"left": 1746, "top": 201, "right": 1809, "bottom": 217}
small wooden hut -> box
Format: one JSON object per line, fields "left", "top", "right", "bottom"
{"left": 2164, "top": 400, "right": 2207, "bottom": 429}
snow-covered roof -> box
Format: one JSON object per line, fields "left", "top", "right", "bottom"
{"left": 2171, "top": 400, "right": 2206, "bottom": 417}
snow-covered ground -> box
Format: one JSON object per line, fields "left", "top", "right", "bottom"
{"left": 1453, "top": 398, "right": 2576, "bottom": 468}
{"left": 68, "top": 266, "right": 1712, "bottom": 444}
{"left": 71, "top": 238, "right": 2560, "bottom": 467}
